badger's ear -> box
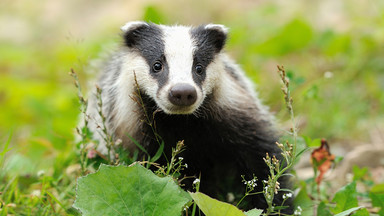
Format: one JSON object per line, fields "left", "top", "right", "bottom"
{"left": 192, "top": 24, "right": 228, "bottom": 53}
{"left": 121, "top": 21, "right": 150, "bottom": 47}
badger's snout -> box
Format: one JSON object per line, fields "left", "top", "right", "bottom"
{"left": 168, "top": 83, "right": 197, "bottom": 106}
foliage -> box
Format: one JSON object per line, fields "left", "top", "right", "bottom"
{"left": 189, "top": 192, "right": 262, "bottom": 216}
{"left": 331, "top": 182, "right": 359, "bottom": 214}
{"left": 73, "top": 163, "right": 191, "bottom": 216}
{"left": 370, "top": 184, "right": 384, "bottom": 216}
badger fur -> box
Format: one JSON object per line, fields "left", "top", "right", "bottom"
{"left": 85, "top": 21, "right": 291, "bottom": 211}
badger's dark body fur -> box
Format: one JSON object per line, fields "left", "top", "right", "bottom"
{"left": 141, "top": 93, "right": 281, "bottom": 209}
{"left": 85, "top": 22, "right": 291, "bottom": 212}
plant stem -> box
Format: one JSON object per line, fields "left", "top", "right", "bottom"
{"left": 263, "top": 65, "right": 298, "bottom": 215}
{"left": 70, "top": 68, "right": 90, "bottom": 174}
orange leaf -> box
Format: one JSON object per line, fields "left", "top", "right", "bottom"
{"left": 311, "top": 139, "right": 335, "bottom": 185}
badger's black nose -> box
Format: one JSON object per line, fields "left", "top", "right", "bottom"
{"left": 168, "top": 84, "right": 197, "bottom": 106}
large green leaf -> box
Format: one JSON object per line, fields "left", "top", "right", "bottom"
{"left": 317, "top": 202, "right": 332, "bottom": 216}
{"left": 331, "top": 181, "right": 358, "bottom": 214}
{"left": 244, "top": 208, "right": 263, "bottom": 216}
{"left": 189, "top": 192, "right": 262, "bottom": 216}
{"left": 73, "top": 163, "right": 191, "bottom": 216}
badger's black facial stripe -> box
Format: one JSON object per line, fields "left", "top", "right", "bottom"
{"left": 190, "top": 25, "right": 227, "bottom": 56}
{"left": 150, "top": 55, "right": 169, "bottom": 88}
{"left": 190, "top": 25, "right": 227, "bottom": 85}
{"left": 123, "top": 23, "right": 168, "bottom": 86}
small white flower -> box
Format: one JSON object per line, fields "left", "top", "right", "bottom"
{"left": 178, "top": 157, "right": 184, "bottom": 161}
{"left": 184, "top": 163, "right": 188, "bottom": 168}
{"left": 193, "top": 178, "right": 200, "bottom": 185}
{"left": 37, "top": 170, "right": 45, "bottom": 177}
{"left": 294, "top": 206, "right": 302, "bottom": 215}
{"left": 31, "top": 190, "right": 41, "bottom": 197}
{"left": 115, "top": 139, "right": 122, "bottom": 146}
{"left": 283, "top": 193, "right": 293, "bottom": 199}
{"left": 324, "top": 71, "right": 333, "bottom": 79}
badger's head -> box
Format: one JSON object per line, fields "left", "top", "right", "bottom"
{"left": 120, "top": 21, "right": 227, "bottom": 115}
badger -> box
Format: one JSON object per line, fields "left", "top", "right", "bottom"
{"left": 84, "top": 21, "right": 291, "bottom": 211}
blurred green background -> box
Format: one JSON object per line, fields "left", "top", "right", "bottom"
{"left": 1, "top": 0, "right": 383, "bottom": 176}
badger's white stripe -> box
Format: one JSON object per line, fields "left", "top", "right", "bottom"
{"left": 161, "top": 25, "right": 195, "bottom": 84}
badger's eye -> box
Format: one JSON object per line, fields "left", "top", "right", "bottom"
{"left": 195, "top": 64, "right": 203, "bottom": 75}
{"left": 152, "top": 61, "right": 163, "bottom": 72}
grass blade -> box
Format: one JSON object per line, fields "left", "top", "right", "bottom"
{"left": 150, "top": 141, "right": 164, "bottom": 163}
{"left": 127, "top": 134, "right": 149, "bottom": 155}
{"left": 0, "top": 132, "right": 13, "bottom": 170}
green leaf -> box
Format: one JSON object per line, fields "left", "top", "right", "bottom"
{"left": 143, "top": 5, "right": 166, "bottom": 24}
{"left": 371, "top": 183, "right": 384, "bottom": 193}
{"left": 353, "top": 208, "right": 370, "bottom": 216}
{"left": 189, "top": 192, "right": 249, "bottom": 216}
{"left": 334, "top": 207, "right": 364, "bottom": 216}
{"left": 352, "top": 165, "right": 368, "bottom": 181}
{"left": 303, "top": 137, "right": 322, "bottom": 147}
{"left": 294, "top": 181, "right": 314, "bottom": 216}
{"left": 317, "top": 202, "right": 332, "bottom": 216}
{"left": 255, "top": 18, "right": 313, "bottom": 56}
{"left": 74, "top": 163, "right": 191, "bottom": 216}
{"left": 244, "top": 208, "right": 263, "bottom": 216}
{"left": 370, "top": 184, "right": 384, "bottom": 216}
{"left": 331, "top": 181, "right": 358, "bottom": 214}
{"left": 322, "top": 33, "right": 352, "bottom": 57}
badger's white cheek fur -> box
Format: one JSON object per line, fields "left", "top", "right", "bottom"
{"left": 202, "top": 59, "right": 222, "bottom": 96}
{"left": 119, "top": 54, "right": 159, "bottom": 101}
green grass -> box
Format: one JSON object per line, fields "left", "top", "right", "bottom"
{"left": 1, "top": 1, "right": 384, "bottom": 215}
